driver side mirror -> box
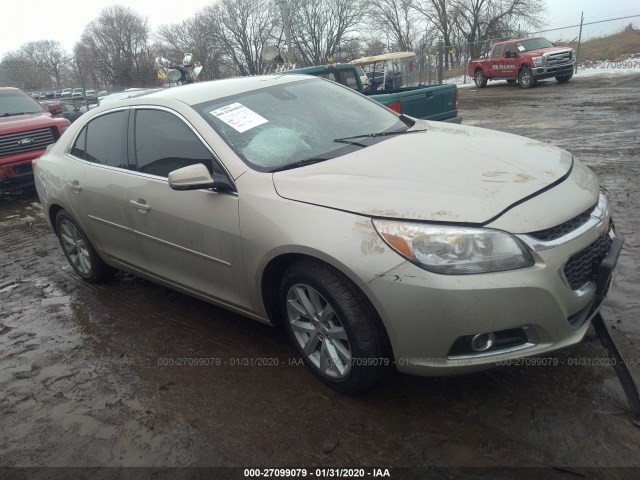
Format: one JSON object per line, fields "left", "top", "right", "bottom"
{"left": 47, "top": 102, "right": 62, "bottom": 116}
{"left": 168, "top": 163, "right": 234, "bottom": 192}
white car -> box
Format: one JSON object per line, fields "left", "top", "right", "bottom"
{"left": 34, "top": 75, "right": 622, "bottom": 392}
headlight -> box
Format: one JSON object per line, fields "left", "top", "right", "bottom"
{"left": 372, "top": 220, "right": 534, "bottom": 275}
{"left": 532, "top": 56, "right": 543, "bottom": 67}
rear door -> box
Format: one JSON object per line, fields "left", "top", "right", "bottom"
{"left": 124, "top": 107, "right": 244, "bottom": 306}
{"left": 489, "top": 44, "right": 506, "bottom": 76}
{"left": 63, "top": 108, "right": 140, "bottom": 266}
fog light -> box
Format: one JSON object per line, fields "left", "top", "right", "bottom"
{"left": 471, "top": 332, "right": 496, "bottom": 352}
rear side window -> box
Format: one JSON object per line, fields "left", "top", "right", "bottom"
{"left": 70, "top": 127, "right": 87, "bottom": 158}
{"left": 337, "top": 70, "right": 359, "bottom": 90}
{"left": 84, "top": 110, "right": 129, "bottom": 168}
{"left": 133, "top": 109, "right": 214, "bottom": 178}
{"left": 492, "top": 45, "right": 503, "bottom": 58}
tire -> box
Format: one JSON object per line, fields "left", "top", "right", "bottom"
{"left": 555, "top": 72, "right": 573, "bottom": 83}
{"left": 55, "top": 210, "right": 116, "bottom": 283}
{"left": 518, "top": 66, "right": 536, "bottom": 88}
{"left": 506, "top": 79, "right": 517, "bottom": 84}
{"left": 474, "top": 69, "right": 488, "bottom": 88}
{"left": 279, "top": 260, "right": 390, "bottom": 393}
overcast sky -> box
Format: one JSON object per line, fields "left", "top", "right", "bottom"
{"left": 0, "top": 0, "right": 638, "bottom": 58}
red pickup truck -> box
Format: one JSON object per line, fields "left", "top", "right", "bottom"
{"left": 467, "top": 37, "right": 575, "bottom": 89}
{"left": 1, "top": 87, "right": 70, "bottom": 191}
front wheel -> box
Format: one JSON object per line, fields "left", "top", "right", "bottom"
{"left": 474, "top": 70, "right": 488, "bottom": 88}
{"left": 556, "top": 72, "right": 573, "bottom": 83}
{"left": 279, "top": 260, "right": 390, "bottom": 393}
{"left": 518, "top": 66, "right": 536, "bottom": 88}
{"left": 55, "top": 210, "right": 116, "bottom": 283}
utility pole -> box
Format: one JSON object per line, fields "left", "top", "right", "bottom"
{"left": 575, "top": 11, "right": 584, "bottom": 73}
{"left": 278, "top": 0, "right": 294, "bottom": 65}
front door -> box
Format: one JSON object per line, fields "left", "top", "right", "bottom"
{"left": 124, "top": 107, "right": 243, "bottom": 306}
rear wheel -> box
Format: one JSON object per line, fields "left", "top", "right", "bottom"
{"left": 279, "top": 260, "right": 389, "bottom": 393}
{"left": 555, "top": 72, "right": 573, "bottom": 83}
{"left": 474, "top": 69, "right": 488, "bottom": 88}
{"left": 55, "top": 210, "right": 116, "bottom": 283}
{"left": 518, "top": 66, "right": 536, "bottom": 88}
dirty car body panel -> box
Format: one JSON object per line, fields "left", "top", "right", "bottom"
{"left": 34, "top": 74, "right": 621, "bottom": 392}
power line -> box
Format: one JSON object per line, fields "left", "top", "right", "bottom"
{"left": 526, "top": 14, "right": 640, "bottom": 35}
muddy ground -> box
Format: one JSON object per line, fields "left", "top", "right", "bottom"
{"left": 1, "top": 74, "right": 639, "bottom": 476}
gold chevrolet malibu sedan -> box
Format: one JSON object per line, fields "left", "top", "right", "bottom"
{"left": 34, "top": 75, "right": 622, "bottom": 393}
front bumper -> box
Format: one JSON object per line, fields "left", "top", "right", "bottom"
{"left": 0, "top": 159, "right": 36, "bottom": 191}
{"left": 362, "top": 200, "right": 621, "bottom": 376}
{"left": 534, "top": 62, "right": 575, "bottom": 79}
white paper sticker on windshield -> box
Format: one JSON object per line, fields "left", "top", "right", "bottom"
{"left": 517, "top": 45, "right": 525, "bottom": 52}
{"left": 210, "top": 102, "right": 268, "bottom": 133}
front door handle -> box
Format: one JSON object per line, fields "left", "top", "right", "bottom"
{"left": 129, "top": 199, "right": 151, "bottom": 213}
{"left": 67, "top": 181, "right": 82, "bottom": 193}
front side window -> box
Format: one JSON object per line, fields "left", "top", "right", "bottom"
{"left": 504, "top": 44, "right": 516, "bottom": 57}
{"left": 84, "top": 110, "right": 129, "bottom": 168}
{"left": 134, "top": 109, "right": 214, "bottom": 178}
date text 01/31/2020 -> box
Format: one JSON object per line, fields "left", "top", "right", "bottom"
{"left": 243, "top": 468, "right": 391, "bottom": 477}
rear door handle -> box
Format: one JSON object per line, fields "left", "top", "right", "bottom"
{"left": 67, "top": 181, "right": 82, "bottom": 192}
{"left": 129, "top": 199, "right": 151, "bottom": 213}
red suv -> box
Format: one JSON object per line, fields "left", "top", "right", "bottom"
{"left": 1, "top": 87, "right": 70, "bottom": 191}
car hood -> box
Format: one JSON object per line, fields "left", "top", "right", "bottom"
{"left": 272, "top": 121, "right": 574, "bottom": 224}
{"left": 0, "top": 112, "right": 67, "bottom": 131}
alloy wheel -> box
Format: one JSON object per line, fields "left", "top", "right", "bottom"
{"left": 59, "top": 219, "right": 92, "bottom": 275}
{"left": 286, "top": 283, "right": 352, "bottom": 379}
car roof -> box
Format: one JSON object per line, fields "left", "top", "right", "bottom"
{"left": 0, "top": 87, "right": 22, "bottom": 93}
{"left": 351, "top": 51, "right": 415, "bottom": 66}
{"left": 142, "top": 75, "right": 313, "bottom": 106}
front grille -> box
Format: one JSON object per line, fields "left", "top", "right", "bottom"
{"left": 547, "top": 51, "right": 572, "bottom": 66}
{"left": 0, "top": 127, "right": 56, "bottom": 157}
{"left": 563, "top": 233, "right": 612, "bottom": 290}
{"left": 528, "top": 205, "right": 595, "bottom": 241}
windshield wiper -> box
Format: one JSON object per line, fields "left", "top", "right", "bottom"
{"left": 270, "top": 157, "right": 331, "bottom": 173}
{"left": 333, "top": 128, "right": 427, "bottom": 143}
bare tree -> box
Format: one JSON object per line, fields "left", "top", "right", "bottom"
{"left": 201, "top": 0, "right": 279, "bottom": 76}
{"left": 361, "top": 38, "right": 389, "bottom": 57}
{"left": 453, "top": 0, "right": 545, "bottom": 57}
{"left": 287, "top": 0, "right": 366, "bottom": 66}
{"left": 411, "top": 0, "right": 459, "bottom": 68}
{"left": 75, "top": 5, "right": 156, "bottom": 87}
{"left": 338, "top": 36, "right": 365, "bottom": 62}
{"left": 156, "top": 11, "right": 227, "bottom": 80}
{"left": 367, "top": 0, "right": 422, "bottom": 52}
{"left": 20, "top": 40, "right": 70, "bottom": 88}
